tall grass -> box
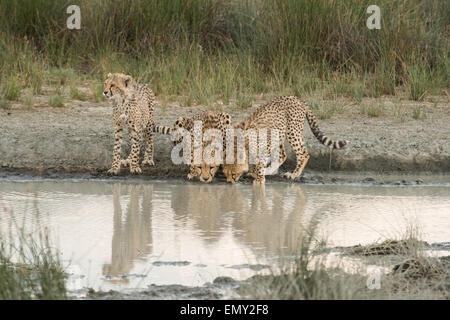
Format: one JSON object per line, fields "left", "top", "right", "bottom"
{"left": 0, "top": 0, "right": 448, "bottom": 103}
{"left": 0, "top": 229, "right": 67, "bottom": 300}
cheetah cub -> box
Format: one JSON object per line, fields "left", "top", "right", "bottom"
{"left": 223, "top": 96, "right": 348, "bottom": 184}
{"left": 153, "top": 111, "right": 232, "bottom": 183}
{"left": 103, "top": 73, "right": 156, "bottom": 174}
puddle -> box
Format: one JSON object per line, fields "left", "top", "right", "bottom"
{"left": 0, "top": 179, "right": 449, "bottom": 293}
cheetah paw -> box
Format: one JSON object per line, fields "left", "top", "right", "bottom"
{"left": 283, "top": 172, "right": 297, "bottom": 180}
{"left": 130, "top": 166, "right": 142, "bottom": 174}
{"left": 187, "top": 173, "right": 195, "bottom": 180}
{"left": 107, "top": 167, "right": 120, "bottom": 175}
{"left": 142, "top": 159, "right": 155, "bottom": 166}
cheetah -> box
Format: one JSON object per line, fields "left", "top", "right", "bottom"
{"left": 153, "top": 111, "right": 232, "bottom": 183}
{"left": 222, "top": 96, "right": 348, "bottom": 184}
{"left": 103, "top": 73, "right": 156, "bottom": 174}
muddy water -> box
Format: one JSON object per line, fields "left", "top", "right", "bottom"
{"left": 0, "top": 179, "right": 449, "bottom": 292}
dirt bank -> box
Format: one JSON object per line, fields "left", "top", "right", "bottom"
{"left": 1, "top": 92, "right": 449, "bottom": 178}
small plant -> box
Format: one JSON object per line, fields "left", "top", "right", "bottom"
{"left": 308, "top": 98, "right": 345, "bottom": 120}
{"left": 49, "top": 88, "right": 65, "bottom": 107}
{"left": 236, "top": 92, "right": 253, "bottom": 109}
{"left": 24, "top": 93, "right": 33, "bottom": 109}
{"left": 392, "top": 105, "right": 406, "bottom": 122}
{"left": 350, "top": 81, "right": 365, "bottom": 103}
{"left": 412, "top": 106, "right": 427, "bottom": 120}
{"left": 91, "top": 83, "right": 105, "bottom": 102}
{"left": 407, "top": 65, "right": 431, "bottom": 101}
{"left": 49, "top": 68, "right": 75, "bottom": 86}
{"left": 69, "top": 86, "right": 85, "bottom": 101}
{"left": 360, "top": 102, "right": 384, "bottom": 117}
{"left": 1, "top": 77, "right": 22, "bottom": 101}
{"left": 181, "top": 95, "right": 194, "bottom": 107}
{"left": 0, "top": 99, "right": 11, "bottom": 110}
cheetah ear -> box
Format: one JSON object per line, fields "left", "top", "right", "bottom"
{"left": 124, "top": 75, "right": 132, "bottom": 87}
{"left": 107, "top": 73, "right": 112, "bottom": 78}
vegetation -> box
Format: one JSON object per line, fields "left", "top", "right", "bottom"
{"left": 241, "top": 225, "right": 449, "bottom": 300}
{"left": 0, "top": 228, "right": 67, "bottom": 300}
{"left": 0, "top": 0, "right": 448, "bottom": 108}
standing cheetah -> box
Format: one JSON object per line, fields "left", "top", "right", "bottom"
{"left": 103, "top": 73, "right": 156, "bottom": 174}
{"left": 223, "top": 96, "right": 348, "bottom": 184}
{"left": 153, "top": 111, "right": 232, "bottom": 183}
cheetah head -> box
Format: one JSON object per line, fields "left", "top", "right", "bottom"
{"left": 199, "top": 163, "right": 220, "bottom": 183}
{"left": 198, "top": 138, "right": 222, "bottom": 183}
{"left": 223, "top": 162, "right": 248, "bottom": 184}
{"left": 222, "top": 146, "right": 249, "bottom": 184}
{"left": 103, "top": 73, "right": 133, "bottom": 98}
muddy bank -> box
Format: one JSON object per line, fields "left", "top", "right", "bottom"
{"left": 1, "top": 98, "right": 449, "bottom": 177}
{"left": 76, "top": 254, "right": 450, "bottom": 300}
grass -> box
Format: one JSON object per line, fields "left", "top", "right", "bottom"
{"left": 412, "top": 107, "right": 427, "bottom": 120}
{"left": 407, "top": 65, "right": 433, "bottom": 101}
{"left": 0, "top": 0, "right": 447, "bottom": 104}
{"left": 241, "top": 223, "right": 449, "bottom": 300}
{"left": 23, "top": 93, "right": 33, "bottom": 109}
{"left": 69, "top": 86, "right": 85, "bottom": 101}
{"left": 0, "top": 100, "right": 11, "bottom": 110}
{"left": 91, "top": 83, "right": 106, "bottom": 103}
{"left": 1, "top": 77, "right": 22, "bottom": 101}
{"left": 0, "top": 228, "right": 67, "bottom": 300}
{"left": 360, "top": 102, "right": 385, "bottom": 117}
{"left": 48, "top": 88, "right": 65, "bottom": 107}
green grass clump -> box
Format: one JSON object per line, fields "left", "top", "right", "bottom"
{"left": 0, "top": 230, "right": 67, "bottom": 300}
{"left": 412, "top": 107, "right": 427, "bottom": 120}
{"left": 407, "top": 65, "right": 432, "bottom": 101}
{"left": 91, "top": 83, "right": 105, "bottom": 102}
{"left": 49, "top": 88, "right": 65, "bottom": 107}
{"left": 360, "top": 102, "right": 385, "bottom": 117}
{"left": 69, "top": 86, "right": 85, "bottom": 101}
{"left": 1, "top": 100, "right": 11, "bottom": 110}
{"left": 1, "top": 77, "right": 22, "bottom": 101}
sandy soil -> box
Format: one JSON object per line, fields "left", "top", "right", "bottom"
{"left": 1, "top": 90, "right": 449, "bottom": 179}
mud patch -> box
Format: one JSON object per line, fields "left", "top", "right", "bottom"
{"left": 342, "top": 239, "right": 429, "bottom": 256}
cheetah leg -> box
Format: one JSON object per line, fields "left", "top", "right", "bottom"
{"left": 252, "top": 163, "right": 266, "bottom": 184}
{"left": 142, "top": 122, "right": 155, "bottom": 166}
{"left": 252, "top": 143, "right": 269, "bottom": 184}
{"left": 128, "top": 127, "right": 142, "bottom": 174}
{"left": 264, "top": 142, "right": 287, "bottom": 175}
{"left": 279, "top": 144, "right": 287, "bottom": 167}
{"left": 284, "top": 134, "right": 309, "bottom": 180}
{"left": 108, "top": 125, "right": 124, "bottom": 175}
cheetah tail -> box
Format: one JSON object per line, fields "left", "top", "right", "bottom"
{"left": 305, "top": 106, "right": 348, "bottom": 149}
{"left": 153, "top": 125, "right": 172, "bottom": 135}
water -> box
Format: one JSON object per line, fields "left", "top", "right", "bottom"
{"left": 0, "top": 179, "right": 449, "bottom": 292}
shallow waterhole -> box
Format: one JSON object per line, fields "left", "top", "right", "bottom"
{"left": 0, "top": 179, "right": 449, "bottom": 292}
